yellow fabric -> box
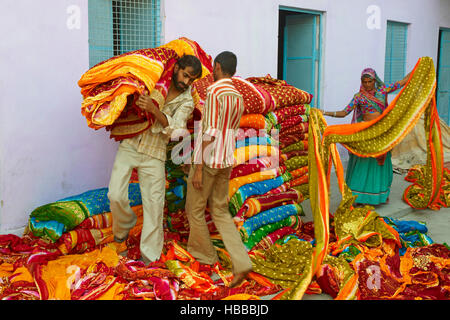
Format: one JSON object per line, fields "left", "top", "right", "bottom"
{"left": 228, "top": 169, "right": 279, "bottom": 198}
{"left": 10, "top": 267, "right": 34, "bottom": 283}
{"left": 0, "top": 263, "right": 14, "bottom": 278}
{"left": 97, "top": 282, "right": 126, "bottom": 300}
{"left": 234, "top": 145, "right": 278, "bottom": 166}
{"left": 40, "top": 247, "right": 119, "bottom": 300}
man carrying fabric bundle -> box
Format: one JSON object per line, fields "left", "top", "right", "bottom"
{"left": 186, "top": 51, "right": 253, "bottom": 288}
{"left": 108, "top": 55, "right": 202, "bottom": 264}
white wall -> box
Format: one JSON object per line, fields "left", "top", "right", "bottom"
{"left": 0, "top": 0, "right": 118, "bottom": 233}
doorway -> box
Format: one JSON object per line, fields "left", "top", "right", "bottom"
{"left": 437, "top": 28, "right": 450, "bottom": 125}
{"left": 278, "top": 8, "right": 322, "bottom": 108}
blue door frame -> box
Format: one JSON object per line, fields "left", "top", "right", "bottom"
{"left": 280, "top": 6, "right": 323, "bottom": 108}
{"left": 437, "top": 28, "right": 450, "bottom": 125}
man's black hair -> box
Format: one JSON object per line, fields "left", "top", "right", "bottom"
{"left": 177, "top": 55, "right": 202, "bottom": 78}
{"left": 214, "top": 51, "right": 237, "bottom": 76}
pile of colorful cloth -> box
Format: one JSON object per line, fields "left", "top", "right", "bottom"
{"left": 301, "top": 56, "right": 450, "bottom": 300}
{"left": 1, "top": 43, "right": 449, "bottom": 300}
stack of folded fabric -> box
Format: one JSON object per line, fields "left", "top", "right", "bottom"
{"left": 27, "top": 184, "right": 143, "bottom": 255}
{"left": 161, "top": 73, "right": 313, "bottom": 253}
{"left": 225, "top": 75, "right": 313, "bottom": 252}
{"left": 258, "top": 75, "right": 312, "bottom": 200}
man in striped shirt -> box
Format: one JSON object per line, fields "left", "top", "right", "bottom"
{"left": 186, "top": 51, "right": 253, "bottom": 288}
{"left": 107, "top": 55, "right": 202, "bottom": 264}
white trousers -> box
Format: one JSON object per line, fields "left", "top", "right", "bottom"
{"left": 107, "top": 141, "right": 166, "bottom": 262}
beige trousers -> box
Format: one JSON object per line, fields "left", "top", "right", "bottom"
{"left": 107, "top": 141, "right": 166, "bottom": 262}
{"left": 185, "top": 165, "right": 252, "bottom": 274}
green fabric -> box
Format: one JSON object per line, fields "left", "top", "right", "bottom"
{"left": 244, "top": 215, "right": 300, "bottom": 250}
{"left": 285, "top": 155, "right": 308, "bottom": 171}
{"left": 251, "top": 239, "right": 313, "bottom": 300}
{"left": 30, "top": 201, "right": 89, "bottom": 231}
{"left": 345, "top": 151, "right": 393, "bottom": 205}
{"left": 282, "top": 140, "right": 307, "bottom": 154}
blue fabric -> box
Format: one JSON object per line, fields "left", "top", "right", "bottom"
{"left": 228, "top": 173, "right": 292, "bottom": 216}
{"left": 235, "top": 136, "right": 272, "bottom": 148}
{"left": 382, "top": 216, "right": 433, "bottom": 255}
{"left": 240, "top": 204, "right": 302, "bottom": 239}
{"left": 59, "top": 183, "right": 142, "bottom": 216}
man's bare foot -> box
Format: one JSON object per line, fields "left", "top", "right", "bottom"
{"left": 229, "top": 270, "right": 252, "bottom": 288}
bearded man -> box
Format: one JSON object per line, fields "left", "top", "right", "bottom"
{"left": 108, "top": 55, "right": 202, "bottom": 264}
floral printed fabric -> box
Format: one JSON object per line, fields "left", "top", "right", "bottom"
{"left": 240, "top": 204, "right": 303, "bottom": 240}
{"left": 247, "top": 75, "right": 313, "bottom": 109}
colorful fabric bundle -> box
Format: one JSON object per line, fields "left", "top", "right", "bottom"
{"left": 283, "top": 150, "right": 308, "bottom": 160}
{"left": 281, "top": 139, "right": 309, "bottom": 154}
{"left": 284, "top": 155, "right": 308, "bottom": 171}
{"left": 315, "top": 255, "right": 356, "bottom": 299}
{"left": 247, "top": 75, "right": 313, "bottom": 109}
{"left": 231, "top": 77, "right": 273, "bottom": 114}
{"left": 235, "top": 135, "right": 273, "bottom": 148}
{"left": 235, "top": 189, "right": 302, "bottom": 220}
{"left": 252, "top": 227, "right": 297, "bottom": 251}
{"left": 275, "top": 115, "right": 309, "bottom": 131}
{"left": 235, "top": 127, "right": 268, "bottom": 141}
{"left": 78, "top": 37, "right": 213, "bottom": 140}
{"left": 28, "top": 183, "right": 142, "bottom": 242}
{"left": 228, "top": 172, "right": 292, "bottom": 216}
{"left": 352, "top": 243, "right": 450, "bottom": 300}
{"left": 240, "top": 204, "right": 303, "bottom": 240}
{"left": 229, "top": 168, "right": 284, "bottom": 198}
{"left": 279, "top": 122, "right": 309, "bottom": 136}
{"left": 279, "top": 134, "right": 308, "bottom": 150}
{"left": 250, "top": 239, "right": 313, "bottom": 299}
{"left": 230, "top": 156, "right": 282, "bottom": 180}
{"left": 382, "top": 217, "right": 433, "bottom": 255}
{"left": 266, "top": 104, "right": 311, "bottom": 125}
{"left": 244, "top": 216, "right": 301, "bottom": 250}
{"left": 233, "top": 144, "right": 279, "bottom": 166}
{"left": 289, "top": 166, "right": 308, "bottom": 179}
{"left": 56, "top": 205, "right": 144, "bottom": 255}
{"left": 239, "top": 114, "right": 272, "bottom": 130}
{"left": 403, "top": 165, "right": 450, "bottom": 210}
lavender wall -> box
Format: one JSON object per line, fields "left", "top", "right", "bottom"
{"left": 0, "top": 0, "right": 118, "bottom": 233}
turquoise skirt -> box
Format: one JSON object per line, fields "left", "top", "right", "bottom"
{"left": 345, "top": 151, "right": 393, "bottom": 205}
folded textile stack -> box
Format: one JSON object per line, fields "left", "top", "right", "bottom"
{"left": 225, "top": 75, "right": 313, "bottom": 252}
{"left": 27, "top": 184, "right": 142, "bottom": 244}
{"left": 160, "top": 73, "right": 313, "bottom": 254}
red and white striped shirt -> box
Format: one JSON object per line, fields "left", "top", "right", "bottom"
{"left": 194, "top": 78, "right": 244, "bottom": 169}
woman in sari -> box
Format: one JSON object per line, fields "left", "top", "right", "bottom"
{"left": 321, "top": 68, "right": 411, "bottom": 205}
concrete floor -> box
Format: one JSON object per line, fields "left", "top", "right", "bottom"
{"left": 261, "top": 170, "right": 450, "bottom": 300}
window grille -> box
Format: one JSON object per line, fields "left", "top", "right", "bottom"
{"left": 88, "top": 0, "right": 162, "bottom": 67}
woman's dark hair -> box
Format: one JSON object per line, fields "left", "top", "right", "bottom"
{"left": 214, "top": 51, "right": 237, "bottom": 76}
{"left": 177, "top": 55, "right": 202, "bottom": 78}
